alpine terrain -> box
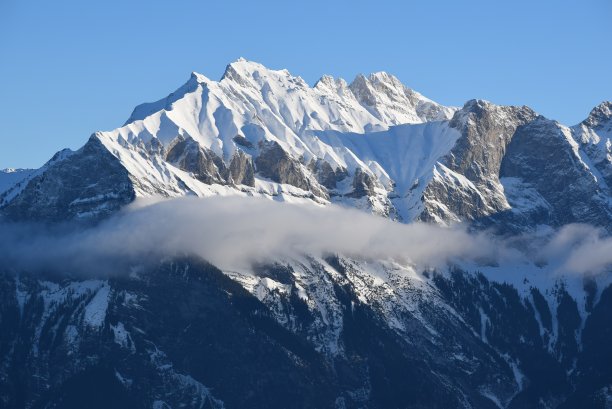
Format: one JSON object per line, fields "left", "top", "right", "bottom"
{"left": 1, "top": 59, "right": 612, "bottom": 409}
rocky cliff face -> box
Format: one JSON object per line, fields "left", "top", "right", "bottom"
{"left": 417, "top": 100, "right": 612, "bottom": 231}
{"left": 499, "top": 118, "right": 612, "bottom": 229}
{"left": 348, "top": 72, "right": 455, "bottom": 124}
{"left": 418, "top": 101, "right": 537, "bottom": 224}
{"left": 255, "top": 140, "right": 327, "bottom": 199}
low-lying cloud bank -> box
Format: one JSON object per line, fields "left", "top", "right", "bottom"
{"left": 537, "top": 223, "right": 612, "bottom": 275}
{"left": 0, "top": 196, "right": 610, "bottom": 276}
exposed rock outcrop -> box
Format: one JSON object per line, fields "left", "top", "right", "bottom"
{"left": 349, "top": 168, "right": 377, "bottom": 198}
{"left": 228, "top": 150, "right": 255, "bottom": 186}
{"left": 255, "top": 141, "right": 327, "bottom": 198}
{"left": 166, "top": 137, "right": 228, "bottom": 185}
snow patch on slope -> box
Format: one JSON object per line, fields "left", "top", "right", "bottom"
{"left": 311, "top": 121, "right": 460, "bottom": 219}
{"left": 83, "top": 282, "right": 110, "bottom": 328}
{"left": 0, "top": 169, "right": 34, "bottom": 195}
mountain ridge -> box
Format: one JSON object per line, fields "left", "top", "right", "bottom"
{"left": 2, "top": 59, "right": 611, "bottom": 231}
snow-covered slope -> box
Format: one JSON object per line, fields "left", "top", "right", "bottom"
{"left": 571, "top": 101, "right": 612, "bottom": 188}
{"left": 311, "top": 122, "right": 461, "bottom": 220}
{"left": 102, "top": 58, "right": 458, "bottom": 214}
{"left": 0, "top": 168, "right": 33, "bottom": 195}
{"left": 1, "top": 60, "right": 611, "bottom": 233}
{"left": 1, "top": 59, "right": 461, "bottom": 221}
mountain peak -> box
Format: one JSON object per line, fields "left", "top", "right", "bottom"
{"left": 224, "top": 57, "right": 266, "bottom": 73}
{"left": 220, "top": 58, "right": 308, "bottom": 89}
{"left": 350, "top": 73, "right": 369, "bottom": 86}
{"left": 221, "top": 59, "right": 259, "bottom": 83}
{"left": 583, "top": 101, "right": 612, "bottom": 128}
{"left": 458, "top": 99, "right": 533, "bottom": 115}
{"left": 313, "top": 74, "right": 349, "bottom": 94}
{"left": 462, "top": 99, "right": 492, "bottom": 109}
{"left": 348, "top": 74, "right": 376, "bottom": 106}
{"left": 449, "top": 99, "right": 537, "bottom": 131}
{"left": 313, "top": 74, "right": 334, "bottom": 87}
{"left": 348, "top": 72, "right": 455, "bottom": 123}
{"left": 190, "top": 71, "right": 212, "bottom": 84}
{"left": 368, "top": 71, "right": 403, "bottom": 87}
{"left": 125, "top": 72, "right": 205, "bottom": 125}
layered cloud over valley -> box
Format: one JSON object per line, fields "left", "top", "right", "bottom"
{"left": 0, "top": 197, "right": 610, "bottom": 276}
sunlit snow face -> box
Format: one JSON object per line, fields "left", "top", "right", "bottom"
{"left": 0, "top": 196, "right": 610, "bottom": 276}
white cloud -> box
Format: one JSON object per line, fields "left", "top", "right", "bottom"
{"left": 538, "top": 224, "right": 612, "bottom": 275}
{"left": 0, "top": 197, "right": 502, "bottom": 274}
{"left": 0, "top": 197, "right": 610, "bottom": 276}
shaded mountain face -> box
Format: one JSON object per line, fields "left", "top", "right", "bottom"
{"left": 1, "top": 138, "right": 134, "bottom": 222}
{"left": 2, "top": 257, "right": 612, "bottom": 409}
{"left": 1, "top": 59, "right": 612, "bottom": 409}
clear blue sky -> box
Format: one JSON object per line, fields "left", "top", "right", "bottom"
{"left": 1, "top": 0, "right": 610, "bottom": 168}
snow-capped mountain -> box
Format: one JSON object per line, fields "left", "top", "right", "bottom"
{"left": 2, "top": 58, "right": 610, "bottom": 231}
{"left": 1, "top": 59, "right": 612, "bottom": 409}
